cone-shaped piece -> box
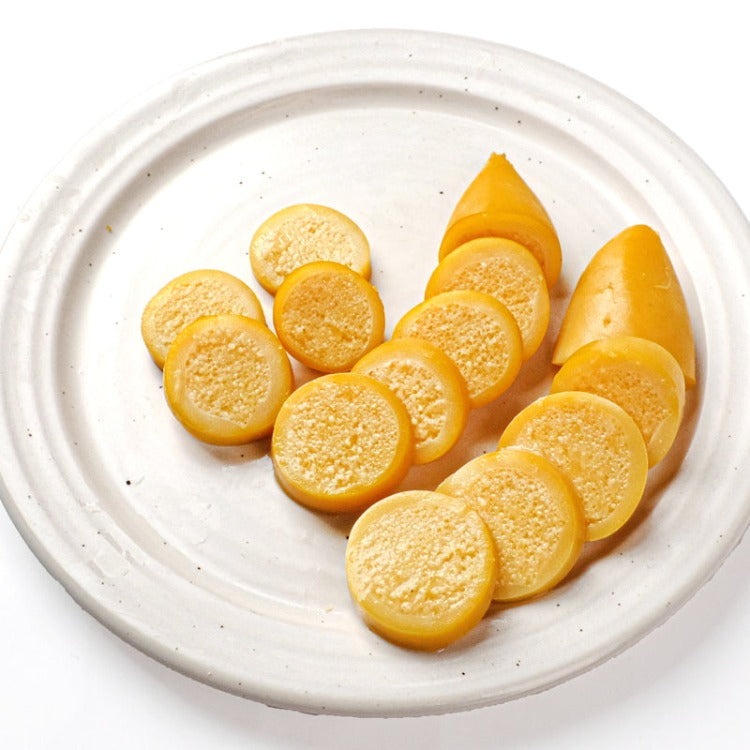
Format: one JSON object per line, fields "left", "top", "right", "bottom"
{"left": 552, "top": 224, "right": 696, "bottom": 386}
{"left": 439, "top": 152, "right": 562, "bottom": 287}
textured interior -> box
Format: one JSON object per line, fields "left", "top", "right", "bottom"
{"left": 273, "top": 378, "right": 404, "bottom": 494}
{"left": 396, "top": 295, "right": 518, "bottom": 403}
{"left": 347, "top": 496, "right": 493, "bottom": 617}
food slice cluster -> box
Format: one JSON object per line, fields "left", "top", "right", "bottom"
{"left": 393, "top": 289, "right": 523, "bottom": 408}
{"left": 141, "top": 268, "right": 265, "bottom": 369}
{"left": 352, "top": 337, "right": 470, "bottom": 465}
{"left": 550, "top": 335, "right": 686, "bottom": 467}
{"left": 425, "top": 236, "right": 550, "bottom": 361}
{"left": 436, "top": 448, "right": 585, "bottom": 602}
{"left": 438, "top": 152, "right": 562, "bottom": 287}
{"left": 140, "top": 152, "right": 696, "bottom": 652}
{"left": 498, "top": 391, "right": 649, "bottom": 542}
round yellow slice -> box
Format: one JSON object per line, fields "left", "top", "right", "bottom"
{"left": 271, "top": 373, "right": 413, "bottom": 513}
{"left": 141, "top": 269, "right": 265, "bottom": 369}
{"left": 550, "top": 336, "right": 686, "bottom": 467}
{"left": 345, "top": 490, "right": 497, "bottom": 651}
{"left": 392, "top": 290, "right": 523, "bottom": 408}
{"left": 352, "top": 337, "right": 470, "bottom": 464}
{"left": 498, "top": 391, "right": 648, "bottom": 541}
{"left": 425, "top": 236, "right": 550, "bottom": 360}
{"left": 437, "top": 448, "right": 585, "bottom": 601}
{"left": 249, "top": 203, "right": 371, "bottom": 294}
{"left": 163, "top": 314, "right": 293, "bottom": 445}
{"left": 273, "top": 261, "right": 385, "bottom": 373}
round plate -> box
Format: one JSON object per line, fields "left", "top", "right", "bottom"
{"left": 1, "top": 29, "right": 749, "bottom": 717}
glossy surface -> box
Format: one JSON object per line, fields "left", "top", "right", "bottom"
{"left": 426, "top": 236, "right": 550, "bottom": 360}
{"left": 352, "top": 337, "right": 470, "bottom": 464}
{"left": 163, "top": 314, "right": 293, "bottom": 445}
{"left": 393, "top": 289, "right": 523, "bottom": 407}
{"left": 437, "top": 448, "right": 585, "bottom": 601}
{"left": 499, "top": 391, "right": 649, "bottom": 542}
{"left": 438, "top": 152, "right": 562, "bottom": 287}
{"left": 551, "top": 336, "right": 685, "bottom": 466}
{"left": 552, "top": 224, "right": 696, "bottom": 385}
{"left": 141, "top": 269, "right": 266, "bottom": 369}
{"left": 271, "top": 373, "right": 413, "bottom": 512}
{"left": 345, "top": 490, "right": 497, "bottom": 650}
{"left": 273, "top": 260, "right": 385, "bottom": 372}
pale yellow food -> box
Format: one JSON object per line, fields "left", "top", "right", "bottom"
{"left": 437, "top": 448, "right": 585, "bottom": 602}
{"left": 273, "top": 261, "right": 385, "bottom": 373}
{"left": 498, "top": 391, "right": 649, "bottom": 541}
{"left": 249, "top": 203, "right": 371, "bottom": 294}
{"left": 345, "top": 490, "right": 497, "bottom": 651}
{"left": 141, "top": 269, "right": 265, "bottom": 369}
{"left": 551, "top": 336, "right": 686, "bottom": 467}
{"left": 425, "top": 236, "right": 550, "bottom": 360}
{"left": 392, "top": 290, "right": 523, "bottom": 408}
{"left": 163, "top": 314, "right": 293, "bottom": 445}
{"left": 352, "top": 337, "right": 470, "bottom": 464}
{"left": 438, "top": 152, "right": 562, "bottom": 288}
{"left": 271, "top": 373, "right": 413, "bottom": 513}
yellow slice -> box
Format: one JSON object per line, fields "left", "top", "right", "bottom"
{"left": 425, "top": 236, "right": 550, "bottom": 361}
{"left": 345, "top": 490, "right": 497, "bottom": 651}
{"left": 498, "top": 391, "right": 648, "bottom": 541}
{"left": 352, "top": 337, "right": 470, "bottom": 464}
{"left": 552, "top": 224, "right": 696, "bottom": 386}
{"left": 437, "top": 448, "right": 585, "bottom": 602}
{"left": 249, "top": 203, "right": 371, "bottom": 294}
{"left": 273, "top": 261, "right": 385, "bottom": 373}
{"left": 551, "top": 336, "right": 686, "bottom": 467}
{"left": 141, "top": 269, "right": 265, "bottom": 369}
{"left": 392, "top": 290, "right": 523, "bottom": 408}
{"left": 438, "top": 152, "right": 562, "bottom": 288}
{"left": 271, "top": 373, "right": 413, "bottom": 513}
{"left": 163, "top": 314, "right": 293, "bottom": 445}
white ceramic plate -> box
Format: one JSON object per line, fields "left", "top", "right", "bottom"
{"left": 1, "top": 29, "right": 749, "bottom": 717}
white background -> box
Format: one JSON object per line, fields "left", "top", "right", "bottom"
{"left": 2, "top": 1, "right": 749, "bottom": 747}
